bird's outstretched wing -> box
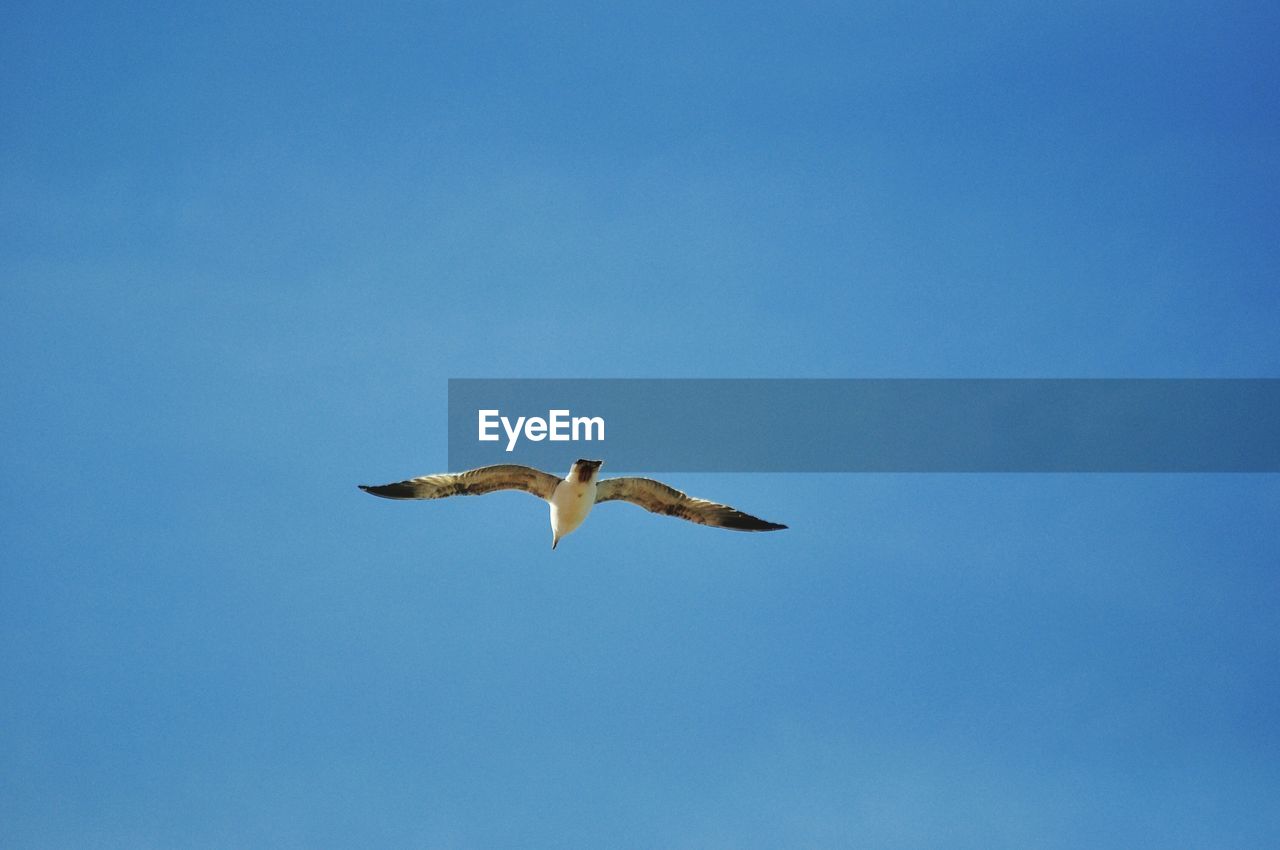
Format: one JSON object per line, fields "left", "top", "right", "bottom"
{"left": 595, "top": 477, "right": 786, "bottom": 531}
{"left": 359, "top": 465, "right": 561, "bottom": 502}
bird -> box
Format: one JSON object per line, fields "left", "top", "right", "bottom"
{"left": 358, "top": 459, "right": 787, "bottom": 549}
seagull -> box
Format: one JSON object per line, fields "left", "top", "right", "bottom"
{"left": 359, "top": 459, "right": 787, "bottom": 549}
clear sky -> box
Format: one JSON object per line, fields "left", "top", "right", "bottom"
{"left": 3, "top": 2, "right": 1279, "bottom": 847}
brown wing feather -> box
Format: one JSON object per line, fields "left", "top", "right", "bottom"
{"left": 359, "top": 464, "right": 561, "bottom": 502}
{"left": 595, "top": 477, "right": 786, "bottom": 531}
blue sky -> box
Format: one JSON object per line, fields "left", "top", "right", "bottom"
{"left": 3, "top": 1, "right": 1279, "bottom": 847}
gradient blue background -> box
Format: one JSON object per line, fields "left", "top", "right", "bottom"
{"left": 3, "top": 2, "right": 1279, "bottom": 847}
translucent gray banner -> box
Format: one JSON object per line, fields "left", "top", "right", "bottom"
{"left": 447, "top": 379, "right": 1280, "bottom": 472}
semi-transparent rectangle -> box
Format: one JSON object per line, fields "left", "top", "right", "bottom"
{"left": 447, "top": 379, "right": 1280, "bottom": 472}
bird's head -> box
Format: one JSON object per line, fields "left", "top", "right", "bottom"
{"left": 571, "top": 458, "right": 603, "bottom": 483}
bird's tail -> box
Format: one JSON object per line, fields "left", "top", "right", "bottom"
{"left": 551, "top": 536, "right": 559, "bottom": 550}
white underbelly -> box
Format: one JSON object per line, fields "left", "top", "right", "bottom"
{"left": 550, "top": 480, "right": 597, "bottom": 537}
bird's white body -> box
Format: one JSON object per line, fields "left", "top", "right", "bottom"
{"left": 549, "top": 463, "right": 599, "bottom": 548}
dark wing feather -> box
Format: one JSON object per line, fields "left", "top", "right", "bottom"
{"left": 595, "top": 477, "right": 786, "bottom": 531}
{"left": 359, "top": 464, "right": 560, "bottom": 502}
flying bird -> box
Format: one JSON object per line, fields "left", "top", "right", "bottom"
{"left": 358, "top": 459, "right": 787, "bottom": 549}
